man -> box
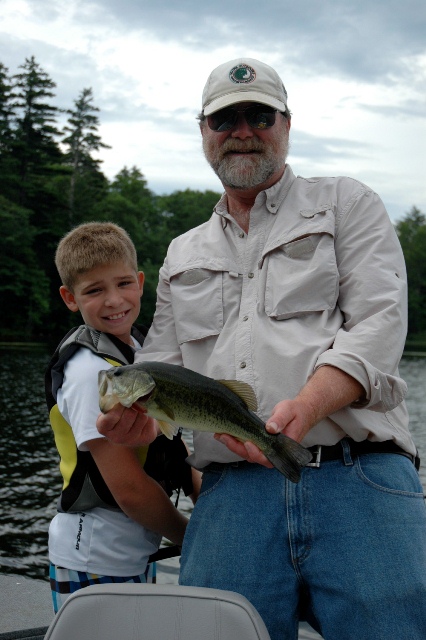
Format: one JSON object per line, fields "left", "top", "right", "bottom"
{"left": 98, "top": 58, "right": 426, "bottom": 639}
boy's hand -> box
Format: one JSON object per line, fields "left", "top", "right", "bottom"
{"left": 96, "top": 404, "right": 159, "bottom": 447}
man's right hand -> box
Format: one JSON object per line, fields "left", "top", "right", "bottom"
{"left": 96, "top": 404, "right": 159, "bottom": 447}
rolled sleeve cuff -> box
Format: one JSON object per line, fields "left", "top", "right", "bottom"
{"left": 315, "top": 350, "right": 407, "bottom": 412}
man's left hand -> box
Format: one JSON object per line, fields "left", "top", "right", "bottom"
{"left": 214, "top": 398, "right": 309, "bottom": 468}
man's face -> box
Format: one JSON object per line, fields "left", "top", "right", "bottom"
{"left": 201, "top": 102, "right": 291, "bottom": 190}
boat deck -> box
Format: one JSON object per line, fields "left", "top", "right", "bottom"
{"left": 0, "top": 573, "right": 322, "bottom": 639}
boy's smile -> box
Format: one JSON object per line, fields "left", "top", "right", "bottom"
{"left": 60, "top": 262, "right": 144, "bottom": 345}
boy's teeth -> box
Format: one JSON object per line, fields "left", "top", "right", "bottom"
{"left": 108, "top": 312, "right": 125, "bottom": 320}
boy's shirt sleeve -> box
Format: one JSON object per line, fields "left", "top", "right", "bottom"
{"left": 57, "top": 348, "right": 110, "bottom": 450}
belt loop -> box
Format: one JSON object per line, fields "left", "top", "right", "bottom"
{"left": 341, "top": 438, "right": 354, "bottom": 466}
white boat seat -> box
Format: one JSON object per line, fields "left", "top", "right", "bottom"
{"left": 43, "top": 583, "right": 271, "bottom": 640}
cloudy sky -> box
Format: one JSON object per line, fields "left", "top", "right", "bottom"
{"left": 1, "top": 0, "right": 425, "bottom": 222}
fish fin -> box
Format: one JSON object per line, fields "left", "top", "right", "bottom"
{"left": 266, "top": 434, "right": 312, "bottom": 483}
{"left": 156, "top": 399, "right": 176, "bottom": 421}
{"left": 157, "top": 420, "right": 179, "bottom": 440}
{"left": 217, "top": 380, "right": 258, "bottom": 411}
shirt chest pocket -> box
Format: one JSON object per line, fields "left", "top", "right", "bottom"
{"left": 262, "top": 209, "right": 339, "bottom": 320}
{"left": 169, "top": 267, "right": 225, "bottom": 344}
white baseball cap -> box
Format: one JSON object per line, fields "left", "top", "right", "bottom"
{"left": 202, "top": 58, "right": 289, "bottom": 116}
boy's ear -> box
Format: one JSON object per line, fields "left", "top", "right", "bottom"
{"left": 138, "top": 271, "right": 145, "bottom": 295}
{"left": 59, "top": 286, "right": 79, "bottom": 312}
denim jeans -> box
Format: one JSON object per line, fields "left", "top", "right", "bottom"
{"left": 180, "top": 447, "right": 426, "bottom": 640}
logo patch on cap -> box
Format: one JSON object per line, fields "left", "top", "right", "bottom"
{"left": 229, "top": 64, "right": 256, "bottom": 84}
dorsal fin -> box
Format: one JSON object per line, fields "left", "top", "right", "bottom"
{"left": 217, "top": 380, "right": 258, "bottom": 411}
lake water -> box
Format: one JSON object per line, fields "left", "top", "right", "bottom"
{"left": 0, "top": 349, "right": 425, "bottom": 585}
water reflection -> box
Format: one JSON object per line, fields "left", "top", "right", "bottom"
{"left": 0, "top": 350, "right": 425, "bottom": 583}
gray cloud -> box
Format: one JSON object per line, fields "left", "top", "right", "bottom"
{"left": 1, "top": 0, "right": 424, "bottom": 218}
{"left": 34, "top": 0, "right": 425, "bottom": 85}
{"left": 1, "top": 34, "right": 102, "bottom": 109}
{"left": 360, "top": 99, "right": 426, "bottom": 120}
{"left": 290, "top": 129, "right": 370, "bottom": 163}
{"left": 6, "top": 0, "right": 425, "bottom": 120}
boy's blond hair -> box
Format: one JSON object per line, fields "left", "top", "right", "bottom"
{"left": 55, "top": 222, "right": 138, "bottom": 291}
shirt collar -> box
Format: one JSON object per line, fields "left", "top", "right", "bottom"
{"left": 214, "top": 164, "right": 295, "bottom": 219}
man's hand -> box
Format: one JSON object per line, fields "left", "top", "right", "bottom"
{"left": 213, "top": 433, "right": 274, "bottom": 467}
{"left": 214, "top": 366, "right": 364, "bottom": 468}
{"left": 96, "top": 404, "right": 159, "bottom": 447}
{"left": 213, "top": 398, "right": 308, "bottom": 468}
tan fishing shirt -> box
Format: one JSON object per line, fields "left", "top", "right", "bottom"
{"left": 137, "top": 164, "right": 416, "bottom": 467}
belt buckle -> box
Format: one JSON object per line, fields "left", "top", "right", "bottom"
{"left": 306, "top": 445, "right": 322, "bottom": 468}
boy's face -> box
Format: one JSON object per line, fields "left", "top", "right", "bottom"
{"left": 60, "top": 262, "right": 144, "bottom": 345}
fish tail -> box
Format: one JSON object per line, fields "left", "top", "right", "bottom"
{"left": 266, "top": 435, "right": 312, "bottom": 483}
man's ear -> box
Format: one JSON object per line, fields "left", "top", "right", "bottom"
{"left": 59, "top": 286, "right": 79, "bottom": 312}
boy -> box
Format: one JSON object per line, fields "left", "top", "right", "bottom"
{"left": 46, "top": 222, "right": 199, "bottom": 612}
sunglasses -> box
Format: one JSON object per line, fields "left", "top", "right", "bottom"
{"left": 206, "top": 104, "right": 280, "bottom": 132}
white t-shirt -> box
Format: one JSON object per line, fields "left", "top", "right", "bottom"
{"left": 49, "top": 343, "right": 162, "bottom": 576}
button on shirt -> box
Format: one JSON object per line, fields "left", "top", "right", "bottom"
{"left": 138, "top": 165, "right": 415, "bottom": 468}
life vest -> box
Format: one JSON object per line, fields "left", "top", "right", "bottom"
{"left": 45, "top": 325, "right": 193, "bottom": 513}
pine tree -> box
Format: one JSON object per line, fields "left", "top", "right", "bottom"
{"left": 61, "top": 87, "right": 110, "bottom": 223}
{"left": 0, "top": 63, "right": 17, "bottom": 199}
{"left": 11, "top": 56, "right": 62, "bottom": 207}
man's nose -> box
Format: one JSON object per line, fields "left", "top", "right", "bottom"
{"left": 230, "top": 112, "right": 254, "bottom": 139}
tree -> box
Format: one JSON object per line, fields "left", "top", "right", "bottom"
{"left": 62, "top": 87, "right": 111, "bottom": 223}
{"left": 11, "top": 56, "right": 62, "bottom": 208}
{"left": 0, "top": 196, "right": 50, "bottom": 338}
{"left": 96, "top": 166, "right": 164, "bottom": 259}
{"left": 110, "top": 166, "right": 152, "bottom": 203}
{"left": 0, "top": 63, "right": 18, "bottom": 199}
{"left": 156, "top": 188, "right": 220, "bottom": 238}
{"left": 395, "top": 206, "right": 426, "bottom": 336}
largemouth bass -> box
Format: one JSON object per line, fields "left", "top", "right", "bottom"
{"left": 98, "top": 361, "right": 312, "bottom": 483}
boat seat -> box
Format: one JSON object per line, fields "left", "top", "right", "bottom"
{"left": 43, "top": 583, "right": 271, "bottom": 640}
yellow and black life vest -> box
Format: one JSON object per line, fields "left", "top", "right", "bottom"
{"left": 45, "top": 325, "right": 193, "bottom": 513}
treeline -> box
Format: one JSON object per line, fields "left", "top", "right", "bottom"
{"left": 0, "top": 57, "right": 425, "bottom": 343}
{"left": 0, "top": 56, "right": 220, "bottom": 340}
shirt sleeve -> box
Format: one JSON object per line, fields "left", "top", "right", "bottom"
{"left": 315, "top": 187, "right": 408, "bottom": 412}
{"left": 135, "top": 258, "right": 184, "bottom": 366}
{"left": 57, "top": 348, "right": 111, "bottom": 449}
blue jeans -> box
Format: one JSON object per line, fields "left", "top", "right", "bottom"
{"left": 180, "top": 447, "right": 426, "bottom": 640}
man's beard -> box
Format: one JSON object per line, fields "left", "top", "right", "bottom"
{"left": 202, "top": 131, "right": 289, "bottom": 190}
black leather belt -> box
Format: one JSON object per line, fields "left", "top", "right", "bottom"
{"left": 307, "top": 438, "right": 420, "bottom": 470}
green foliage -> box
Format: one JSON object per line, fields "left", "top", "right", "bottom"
{"left": 62, "top": 87, "right": 111, "bottom": 223}
{"left": 0, "top": 196, "right": 50, "bottom": 337}
{"left": 11, "top": 56, "right": 63, "bottom": 206}
{"left": 395, "top": 206, "right": 426, "bottom": 337}
{"left": 0, "top": 63, "right": 14, "bottom": 155}
{"left": 0, "top": 55, "right": 222, "bottom": 340}
{"left": 157, "top": 188, "right": 218, "bottom": 238}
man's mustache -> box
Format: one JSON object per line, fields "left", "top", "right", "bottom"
{"left": 220, "top": 139, "right": 265, "bottom": 154}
